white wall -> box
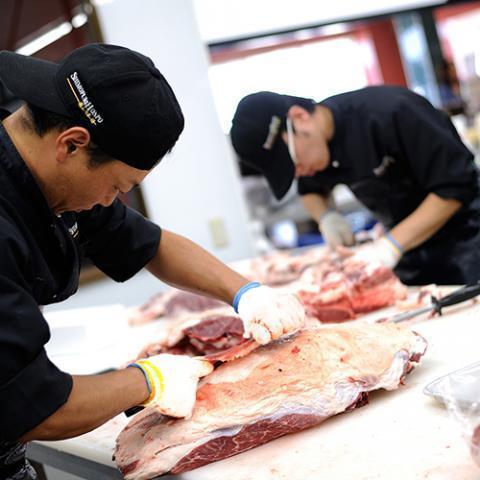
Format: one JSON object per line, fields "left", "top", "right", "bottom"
{"left": 192, "top": 0, "right": 445, "bottom": 43}
{"left": 94, "top": 0, "right": 254, "bottom": 263}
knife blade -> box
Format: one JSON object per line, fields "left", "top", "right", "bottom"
{"left": 391, "top": 283, "right": 480, "bottom": 323}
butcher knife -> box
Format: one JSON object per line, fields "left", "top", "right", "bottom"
{"left": 391, "top": 283, "right": 480, "bottom": 323}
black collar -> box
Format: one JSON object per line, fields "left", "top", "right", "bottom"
{"left": 0, "top": 122, "right": 56, "bottom": 225}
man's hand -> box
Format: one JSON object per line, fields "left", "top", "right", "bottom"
{"left": 131, "top": 354, "right": 213, "bottom": 418}
{"left": 235, "top": 284, "right": 305, "bottom": 345}
{"left": 319, "top": 210, "right": 354, "bottom": 248}
{"left": 338, "top": 234, "right": 403, "bottom": 269}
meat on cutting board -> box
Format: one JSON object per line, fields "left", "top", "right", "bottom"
{"left": 298, "top": 259, "right": 407, "bottom": 322}
{"left": 115, "top": 323, "right": 426, "bottom": 479}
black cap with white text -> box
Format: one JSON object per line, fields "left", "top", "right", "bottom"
{"left": 0, "top": 43, "right": 184, "bottom": 170}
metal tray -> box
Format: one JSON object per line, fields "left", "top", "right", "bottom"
{"left": 423, "top": 361, "right": 480, "bottom": 408}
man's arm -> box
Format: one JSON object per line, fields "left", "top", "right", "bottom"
{"left": 145, "top": 229, "right": 248, "bottom": 305}
{"left": 20, "top": 352, "right": 213, "bottom": 442}
{"left": 389, "top": 192, "right": 461, "bottom": 251}
{"left": 342, "top": 192, "right": 462, "bottom": 268}
{"left": 301, "top": 193, "right": 330, "bottom": 221}
{"left": 20, "top": 368, "right": 149, "bottom": 441}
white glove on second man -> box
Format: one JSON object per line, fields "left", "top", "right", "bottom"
{"left": 319, "top": 210, "right": 354, "bottom": 248}
{"left": 235, "top": 283, "right": 305, "bottom": 345}
{"left": 130, "top": 353, "right": 213, "bottom": 418}
{"left": 350, "top": 234, "right": 403, "bottom": 269}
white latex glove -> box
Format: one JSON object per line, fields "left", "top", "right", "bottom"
{"left": 347, "top": 235, "right": 402, "bottom": 269}
{"left": 236, "top": 285, "right": 305, "bottom": 345}
{"left": 319, "top": 210, "right": 355, "bottom": 248}
{"left": 132, "top": 354, "right": 213, "bottom": 418}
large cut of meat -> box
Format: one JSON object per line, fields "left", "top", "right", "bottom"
{"left": 115, "top": 323, "right": 426, "bottom": 479}
{"left": 297, "top": 259, "right": 407, "bottom": 322}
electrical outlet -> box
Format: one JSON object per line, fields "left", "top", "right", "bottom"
{"left": 208, "top": 217, "right": 229, "bottom": 248}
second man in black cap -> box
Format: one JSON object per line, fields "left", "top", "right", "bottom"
{"left": 230, "top": 85, "right": 480, "bottom": 286}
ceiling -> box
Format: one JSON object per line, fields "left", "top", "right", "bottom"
{"left": 0, "top": 0, "right": 101, "bottom": 107}
{"left": 0, "top": 0, "right": 96, "bottom": 61}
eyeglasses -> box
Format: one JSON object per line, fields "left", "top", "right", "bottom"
{"left": 286, "top": 117, "right": 297, "bottom": 165}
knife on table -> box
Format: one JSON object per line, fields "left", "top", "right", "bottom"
{"left": 391, "top": 283, "right": 480, "bottom": 323}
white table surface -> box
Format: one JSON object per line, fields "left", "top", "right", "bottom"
{"left": 34, "top": 293, "right": 480, "bottom": 480}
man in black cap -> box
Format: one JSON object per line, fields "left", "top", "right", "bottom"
{"left": 0, "top": 44, "right": 304, "bottom": 479}
{"left": 231, "top": 86, "right": 480, "bottom": 285}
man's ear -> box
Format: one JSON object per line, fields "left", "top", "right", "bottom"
{"left": 55, "top": 127, "right": 91, "bottom": 162}
{"left": 287, "top": 105, "right": 313, "bottom": 132}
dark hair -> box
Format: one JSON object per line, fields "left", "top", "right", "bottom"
{"left": 24, "top": 103, "right": 114, "bottom": 167}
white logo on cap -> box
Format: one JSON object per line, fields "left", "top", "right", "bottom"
{"left": 67, "top": 72, "right": 104, "bottom": 125}
{"left": 262, "top": 115, "right": 281, "bottom": 150}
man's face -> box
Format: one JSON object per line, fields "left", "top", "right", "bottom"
{"left": 281, "top": 111, "right": 330, "bottom": 177}
{"left": 51, "top": 151, "right": 150, "bottom": 214}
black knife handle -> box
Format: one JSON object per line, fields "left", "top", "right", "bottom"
{"left": 431, "top": 284, "right": 480, "bottom": 314}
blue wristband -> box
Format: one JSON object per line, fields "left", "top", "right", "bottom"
{"left": 233, "top": 281, "right": 261, "bottom": 313}
{"left": 385, "top": 232, "right": 403, "bottom": 254}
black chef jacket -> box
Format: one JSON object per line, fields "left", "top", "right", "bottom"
{"left": 0, "top": 119, "right": 161, "bottom": 445}
{"left": 298, "top": 86, "right": 480, "bottom": 285}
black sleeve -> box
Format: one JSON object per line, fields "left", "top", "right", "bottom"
{"left": 0, "top": 227, "right": 72, "bottom": 440}
{"left": 77, "top": 199, "right": 161, "bottom": 282}
{"left": 393, "top": 97, "right": 478, "bottom": 205}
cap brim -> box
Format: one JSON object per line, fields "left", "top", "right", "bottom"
{"left": 243, "top": 140, "right": 295, "bottom": 201}
{"left": 0, "top": 51, "right": 68, "bottom": 116}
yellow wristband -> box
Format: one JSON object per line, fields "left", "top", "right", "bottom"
{"left": 135, "top": 359, "right": 165, "bottom": 406}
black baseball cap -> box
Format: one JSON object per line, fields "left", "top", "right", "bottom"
{"left": 0, "top": 43, "right": 184, "bottom": 170}
{"left": 230, "top": 91, "right": 315, "bottom": 200}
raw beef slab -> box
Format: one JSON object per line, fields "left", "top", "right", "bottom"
{"left": 298, "top": 260, "right": 407, "bottom": 322}
{"left": 115, "top": 323, "right": 426, "bottom": 479}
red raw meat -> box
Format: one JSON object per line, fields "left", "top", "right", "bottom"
{"left": 135, "top": 311, "right": 248, "bottom": 358}
{"left": 298, "top": 260, "right": 407, "bottom": 322}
